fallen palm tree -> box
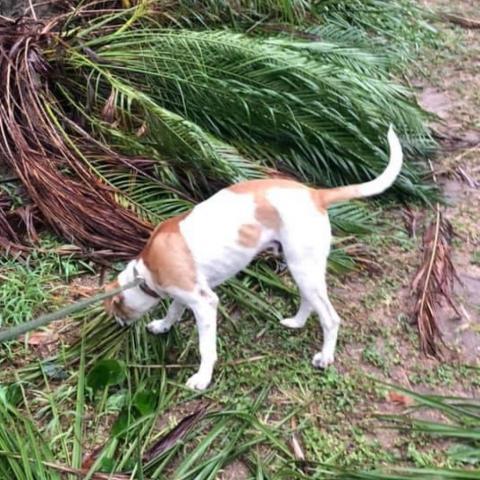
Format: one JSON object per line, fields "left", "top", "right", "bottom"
{"left": 0, "top": 1, "right": 435, "bottom": 266}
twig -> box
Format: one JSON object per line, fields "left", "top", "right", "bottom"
{"left": 456, "top": 166, "right": 479, "bottom": 188}
{"left": 442, "top": 13, "right": 480, "bottom": 29}
{"left": 0, "top": 176, "right": 19, "bottom": 183}
{"left": 452, "top": 143, "right": 480, "bottom": 162}
{"left": 418, "top": 159, "right": 441, "bottom": 328}
{"left": 28, "top": 0, "right": 38, "bottom": 20}
{"left": 416, "top": 204, "right": 442, "bottom": 355}
{"left": 290, "top": 417, "right": 305, "bottom": 462}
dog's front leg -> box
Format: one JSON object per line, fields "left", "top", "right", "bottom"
{"left": 186, "top": 291, "right": 218, "bottom": 391}
{"left": 147, "top": 299, "right": 186, "bottom": 334}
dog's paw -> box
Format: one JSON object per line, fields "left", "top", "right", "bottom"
{"left": 312, "top": 351, "right": 334, "bottom": 369}
{"left": 280, "top": 317, "right": 305, "bottom": 329}
{"left": 186, "top": 372, "right": 211, "bottom": 391}
{"left": 146, "top": 319, "right": 172, "bottom": 335}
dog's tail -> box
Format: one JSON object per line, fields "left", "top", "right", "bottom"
{"left": 317, "top": 125, "right": 403, "bottom": 207}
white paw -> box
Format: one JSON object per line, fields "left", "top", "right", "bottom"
{"left": 146, "top": 319, "right": 172, "bottom": 335}
{"left": 280, "top": 317, "right": 305, "bottom": 329}
{"left": 312, "top": 351, "right": 334, "bottom": 369}
{"left": 186, "top": 372, "right": 211, "bottom": 391}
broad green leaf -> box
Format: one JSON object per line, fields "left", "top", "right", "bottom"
{"left": 87, "top": 359, "right": 127, "bottom": 391}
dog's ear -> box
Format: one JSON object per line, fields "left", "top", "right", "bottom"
{"left": 104, "top": 280, "right": 120, "bottom": 314}
{"left": 104, "top": 295, "right": 114, "bottom": 314}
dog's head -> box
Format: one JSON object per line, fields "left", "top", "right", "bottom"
{"left": 104, "top": 279, "right": 139, "bottom": 326}
{"left": 103, "top": 261, "right": 160, "bottom": 326}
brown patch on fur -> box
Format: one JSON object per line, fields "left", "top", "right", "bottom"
{"left": 141, "top": 212, "right": 196, "bottom": 291}
{"left": 230, "top": 179, "right": 361, "bottom": 223}
{"left": 238, "top": 223, "right": 262, "bottom": 248}
{"left": 229, "top": 180, "right": 303, "bottom": 230}
{"left": 103, "top": 279, "right": 119, "bottom": 316}
{"left": 310, "top": 190, "right": 327, "bottom": 213}
{"left": 254, "top": 199, "right": 281, "bottom": 230}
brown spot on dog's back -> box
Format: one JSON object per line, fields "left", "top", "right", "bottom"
{"left": 151, "top": 212, "right": 189, "bottom": 235}
{"left": 141, "top": 212, "right": 196, "bottom": 291}
{"left": 238, "top": 223, "right": 262, "bottom": 248}
{"left": 310, "top": 189, "right": 327, "bottom": 214}
{"left": 254, "top": 200, "right": 281, "bottom": 230}
{"left": 229, "top": 179, "right": 300, "bottom": 231}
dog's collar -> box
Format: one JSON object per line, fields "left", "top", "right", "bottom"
{"left": 133, "top": 265, "right": 160, "bottom": 299}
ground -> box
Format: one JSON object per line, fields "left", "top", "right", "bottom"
{"left": 0, "top": 0, "right": 479, "bottom": 477}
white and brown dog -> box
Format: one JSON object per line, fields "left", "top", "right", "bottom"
{"left": 105, "top": 127, "right": 403, "bottom": 390}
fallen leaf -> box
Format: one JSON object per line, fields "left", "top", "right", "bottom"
{"left": 290, "top": 417, "right": 305, "bottom": 461}
{"left": 387, "top": 391, "right": 413, "bottom": 407}
{"left": 82, "top": 445, "right": 104, "bottom": 470}
{"left": 27, "top": 330, "right": 58, "bottom": 346}
{"left": 71, "top": 285, "right": 98, "bottom": 299}
{"left": 143, "top": 406, "right": 208, "bottom": 463}
{"left": 135, "top": 121, "right": 148, "bottom": 137}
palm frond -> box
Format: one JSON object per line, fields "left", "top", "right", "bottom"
{"left": 66, "top": 27, "right": 434, "bottom": 199}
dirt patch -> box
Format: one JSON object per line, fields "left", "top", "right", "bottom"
{"left": 405, "top": 0, "right": 480, "bottom": 369}
{"left": 435, "top": 177, "right": 480, "bottom": 364}
{"left": 419, "top": 87, "right": 453, "bottom": 120}
{"left": 218, "top": 459, "right": 250, "bottom": 480}
{"left": 326, "top": 3, "right": 480, "bottom": 449}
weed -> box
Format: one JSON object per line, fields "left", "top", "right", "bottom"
{"left": 0, "top": 243, "right": 92, "bottom": 327}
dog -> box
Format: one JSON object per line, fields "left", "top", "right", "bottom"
{"left": 105, "top": 126, "right": 402, "bottom": 390}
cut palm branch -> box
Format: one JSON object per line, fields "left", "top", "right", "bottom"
{"left": 411, "top": 209, "right": 458, "bottom": 357}
{"left": 370, "top": 381, "right": 480, "bottom": 478}
{"left": 64, "top": 26, "right": 434, "bottom": 198}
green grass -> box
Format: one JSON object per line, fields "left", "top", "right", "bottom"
{"left": 0, "top": 207, "right": 464, "bottom": 477}
{"left": 0, "top": 222, "right": 473, "bottom": 476}
{"left": 0, "top": 243, "right": 92, "bottom": 327}
{"left": 0, "top": 232, "right": 478, "bottom": 477}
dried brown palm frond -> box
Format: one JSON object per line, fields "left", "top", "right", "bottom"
{"left": 0, "top": 16, "right": 152, "bottom": 261}
{"left": 411, "top": 206, "right": 460, "bottom": 357}
{"left": 0, "top": 188, "right": 39, "bottom": 255}
{"left": 0, "top": 192, "right": 23, "bottom": 253}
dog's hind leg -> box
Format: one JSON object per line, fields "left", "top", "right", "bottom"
{"left": 308, "top": 280, "right": 341, "bottom": 369}
{"left": 282, "top": 233, "right": 341, "bottom": 368}
{"left": 290, "top": 260, "right": 341, "bottom": 368}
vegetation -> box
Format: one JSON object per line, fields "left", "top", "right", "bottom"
{"left": 1, "top": 0, "right": 437, "bottom": 262}
{"left": 1, "top": 0, "right": 478, "bottom": 479}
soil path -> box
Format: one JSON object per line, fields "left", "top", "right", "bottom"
{"left": 417, "top": 0, "right": 480, "bottom": 364}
